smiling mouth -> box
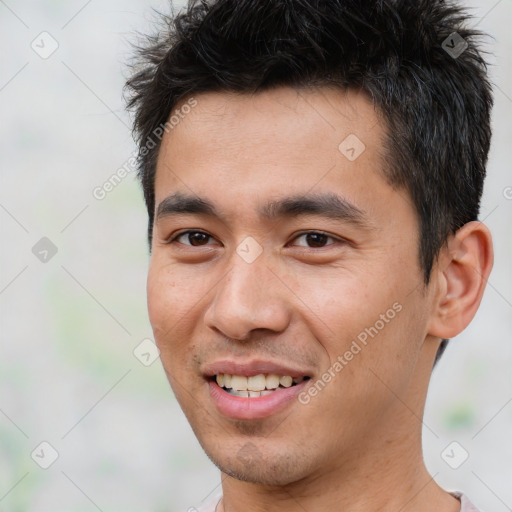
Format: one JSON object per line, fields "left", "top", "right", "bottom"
{"left": 211, "top": 373, "right": 311, "bottom": 398}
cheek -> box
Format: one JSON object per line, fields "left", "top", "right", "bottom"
{"left": 292, "top": 262, "right": 422, "bottom": 375}
{"left": 146, "top": 269, "right": 168, "bottom": 335}
{"left": 146, "top": 261, "right": 210, "bottom": 362}
{"left": 146, "top": 262, "right": 186, "bottom": 341}
{"left": 288, "top": 269, "right": 391, "bottom": 343}
{"left": 147, "top": 266, "right": 202, "bottom": 383}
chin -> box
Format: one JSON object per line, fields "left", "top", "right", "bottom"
{"left": 201, "top": 439, "right": 313, "bottom": 486}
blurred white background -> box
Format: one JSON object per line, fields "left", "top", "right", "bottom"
{"left": 0, "top": 1, "right": 510, "bottom": 511}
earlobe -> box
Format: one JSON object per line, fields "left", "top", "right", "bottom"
{"left": 427, "top": 221, "right": 494, "bottom": 339}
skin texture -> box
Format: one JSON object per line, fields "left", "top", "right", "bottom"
{"left": 147, "top": 86, "right": 493, "bottom": 512}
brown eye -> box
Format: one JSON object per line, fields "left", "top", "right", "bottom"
{"left": 292, "top": 231, "right": 336, "bottom": 248}
{"left": 174, "top": 231, "right": 213, "bottom": 246}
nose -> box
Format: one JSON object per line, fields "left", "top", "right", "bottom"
{"left": 203, "top": 254, "right": 291, "bottom": 341}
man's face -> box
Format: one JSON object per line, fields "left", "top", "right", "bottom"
{"left": 148, "top": 87, "right": 439, "bottom": 485}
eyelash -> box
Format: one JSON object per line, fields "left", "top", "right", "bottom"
{"left": 167, "top": 230, "right": 343, "bottom": 249}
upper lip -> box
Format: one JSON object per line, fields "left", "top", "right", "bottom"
{"left": 203, "top": 360, "right": 312, "bottom": 378}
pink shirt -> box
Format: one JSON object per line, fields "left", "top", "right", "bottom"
{"left": 191, "top": 491, "right": 482, "bottom": 511}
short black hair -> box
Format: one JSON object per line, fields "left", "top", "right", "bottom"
{"left": 124, "top": 0, "right": 493, "bottom": 361}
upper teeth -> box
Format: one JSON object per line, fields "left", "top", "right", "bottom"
{"left": 216, "top": 374, "right": 304, "bottom": 391}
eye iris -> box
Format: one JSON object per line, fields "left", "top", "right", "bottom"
{"left": 188, "top": 232, "right": 209, "bottom": 246}
{"left": 306, "top": 233, "right": 328, "bottom": 247}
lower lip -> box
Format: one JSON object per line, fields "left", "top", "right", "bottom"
{"left": 208, "top": 380, "right": 308, "bottom": 420}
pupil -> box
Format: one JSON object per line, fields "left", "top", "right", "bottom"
{"left": 189, "top": 232, "right": 208, "bottom": 246}
{"left": 306, "top": 233, "right": 328, "bottom": 247}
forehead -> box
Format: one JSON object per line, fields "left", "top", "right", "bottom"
{"left": 157, "top": 86, "right": 383, "bottom": 165}
{"left": 154, "top": 86, "right": 402, "bottom": 223}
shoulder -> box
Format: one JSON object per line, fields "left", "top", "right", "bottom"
{"left": 450, "top": 491, "right": 484, "bottom": 512}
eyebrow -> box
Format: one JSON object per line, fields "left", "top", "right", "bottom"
{"left": 155, "top": 191, "right": 373, "bottom": 229}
